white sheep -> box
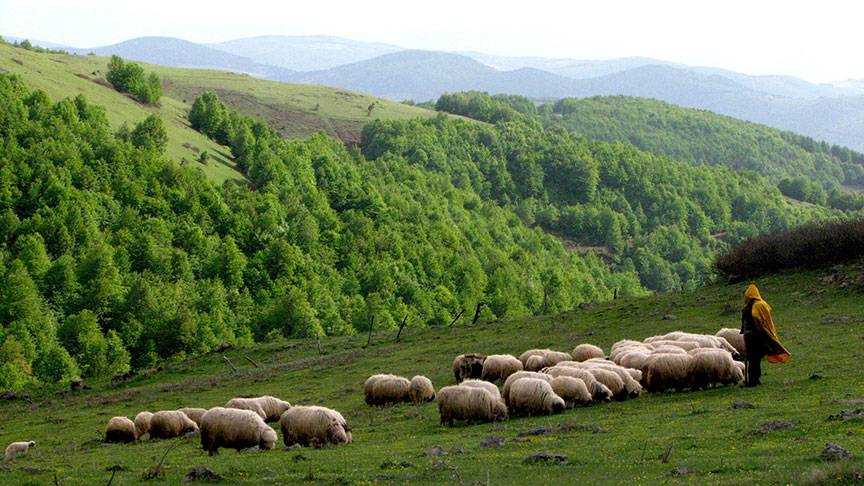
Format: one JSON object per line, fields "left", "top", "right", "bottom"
{"left": 508, "top": 378, "right": 565, "bottom": 416}
{"left": 438, "top": 385, "right": 508, "bottom": 425}
{"left": 502, "top": 371, "right": 552, "bottom": 406}
{"left": 408, "top": 375, "right": 436, "bottom": 404}
{"left": 177, "top": 407, "right": 208, "bottom": 427}
{"left": 542, "top": 366, "right": 613, "bottom": 402}
{"left": 200, "top": 407, "right": 278, "bottom": 455}
{"left": 459, "top": 379, "right": 503, "bottom": 403}
{"left": 105, "top": 416, "right": 138, "bottom": 443}
{"left": 644, "top": 353, "right": 692, "bottom": 393}
{"left": 225, "top": 396, "right": 291, "bottom": 422}
{"left": 572, "top": 344, "right": 605, "bottom": 362}
{"left": 149, "top": 410, "right": 199, "bottom": 439}
{"left": 480, "top": 354, "right": 523, "bottom": 383}
{"left": 550, "top": 376, "right": 592, "bottom": 407}
{"left": 363, "top": 374, "right": 411, "bottom": 406}
{"left": 280, "top": 405, "right": 352, "bottom": 447}
{"left": 716, "top": 328, "right": 746, "bottom": 357}
{"left": 134, "top": 411, "right": 153, "bottom": 439}
{"left": 4, "top": 441, "right": 35, "bottom": 462}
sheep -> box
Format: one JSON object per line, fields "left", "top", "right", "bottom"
{"left": 280, "top": 405, "right": 352, "bottom": 447}
{"left": 149, "top": 410, "right": 199, "bottom": 439}
{"left": 408, "top": 375, "right": 436, "bottom": 404}
{"left": 550, "top": 376, "right": 592, "bottom": 407}
{"left": 134, "top": 411, "right": 153, "bottom": 439}
{"left": 502, "top": 371, "right": 551, "bottom": 406}
{"left": 581, "top": 361, "right": 642, "bottom": 398}
{"left": 452, "top": 353, "right": 487, "bottom": 383}
{"left": 226, "top": 396, "right": 292, "bottom": 422}
{"left": 652, "top": 345, "right": 688, "bottom": 355}
{"left": 508, "top": 378, "right": 565, "bottom": 416}
{"left": 716, "top": 328, "right": 746, "bottom": 357}
{"left": 583, "top": 367, "right": 627, "bottom": 401}
{"left": 363, "top": 374, "right": 411, "bottom": 406}
{"left": 200, "top": 407, "right": 278, "bottom": 455}
{"left": 617, "top": 350, "right": 651, "bottom": 372}
{"left": 459, "top": 379, "right": 502, "bottom": 403}
{"left": 609, "top": 340, "right": 646, "bottom": 361}
{"left": 644, "top": 353, "right": 692, "bottom": 393}
{"left": 177, "top": 407, "right": 208, "bottom": 427}
{"left": 541, "top": 366, "right": 612, "bottom": 402}
{"left": 480, "top": 354, "right": 523, "bottom": 384}
{"left": 105, "top": 416, "right": 138, "bottom": 443}
{"left": 572, "top": 344, "right": 605, "bottom": 362}
{"left": 524, "top": 355, "right": 547, "bottom": 372}
{"left": 647, "top": 339, "right": 700, "bottom": 352}
{"left": 518, "top": 349, "right": 548, "bottom": 366}
{"left": 438, "top": 385, "right": 508, "bottom": 426}
{"left": 4, "top": 441, "right": 35, "bottom": 462}
{"left": 687, "top": 349, "right": 742, "bottom": 389}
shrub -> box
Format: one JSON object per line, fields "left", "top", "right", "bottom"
{"left": 715, "top": 219, "right": 864, "bottom": 280}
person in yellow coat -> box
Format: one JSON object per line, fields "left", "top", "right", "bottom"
{"left": 740, "top": 284, "right": 791, "bottom": 386}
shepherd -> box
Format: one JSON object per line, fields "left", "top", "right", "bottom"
{"left": 740, "top": 284, "right": 791, "bottom": 387}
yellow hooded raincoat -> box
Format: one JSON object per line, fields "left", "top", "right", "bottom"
{"left": 744, "top": 285, "right": 791, "bottom": 363}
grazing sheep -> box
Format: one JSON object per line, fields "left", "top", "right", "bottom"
{"left": 581, "top": 361, "right": 642, "bottom": 398}
{"left": 647, "top": 340, "right": 700, "bottom": 352}
{"left": 518, "top": 349, "right": 548, "bottom": 366}
{"left": 452, "top": 353, "right": 487, "bottom": 383}
{"left": 609, "top": 340, "right": 646, "bottom": 361}
{"left": 524, "top": 355, "right": 547, "bottom": 372}
{"left": 541, "top": 366, "right": 612, "bottom": 402}
{"left": 280, "top": 406, "right": 352, "bottom": 447}
{"left": 105, "top": 416, "right": 138, "bottom": 443}
{"left": 688, "top": 350, "right": 741, "bottom": 389}
{"left": 408, "top": 375, "right": 436, "bottom": 404}
{"left": 572, "top": 344, "right": 605, "bottom": 362}
{"left": 200, "top": 407, "right": 277, "bottom": 455}
{"left": 502, "top": 371, "right": 551, "bottom": 406}
{"left": 550, "top": 376, "right": 592, "bottom": 407}
{"left": 134, "top": 411, "right": 153, "bottom": 439}
{"left": 716, "top": 328, "right": 746, "bottom": 357}
{"left": 617, "top": 351, "right": 651, "bottom": 372}
{"left": 508, "top": 378, "right": 565, "bottom": 416}
{"left": 480, "top": 354, "right": 523, "bottom": 384}
{"left": 149, "top": 410, "right": 199, "bottom": 439}
{"left": 652, "top": 345, "right": 688, "bottom": 355}
{"left": 644, "top": 354, "right": 692, "bottom": 393}
{"left": 177, "top": 407, "right": 208, "bottom": 427}
{"left": 459, "top": 379, "right": 502, "bottom": 402}
{"left": 584, "top": 367, "right": 627, "bottom": 401}
{"left": 4, "top": 441, "right": 35, "bottom": 462}
{"left": 364, "top": 374, "right": 411, "bottom": 406}
{"left": 438, "top": 385, "right": 508, "bottom": 426}
{"left": 226, "top": 396, "right": 292, "bottom": 422}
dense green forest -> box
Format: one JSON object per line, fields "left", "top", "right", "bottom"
{"left": 0, "top": 75, "right": 641, "bottom": 389}
{"left": 539, "top": 96, "right": 864, "bottom": 208}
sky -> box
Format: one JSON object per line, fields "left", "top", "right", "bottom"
{"left": 1, "top": 0, "right": 861, "bottom": 83}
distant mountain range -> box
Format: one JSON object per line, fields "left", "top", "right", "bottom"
{"left": 6, "top": 34, "right": 864, "bottom": 150}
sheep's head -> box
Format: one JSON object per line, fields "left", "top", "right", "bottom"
{"left": 276, "top": 400, "right": 292, "bottom": 416}
{"left": 592, "top": 383, "right": 612, "bottom": 402}
{"left": 183, "top": 419, "right": 200, "bottom": 435}
{"left": 28, "top": 441, "right": 35, "bottom": 447}
{"left": 551, "top": 397, "right": 565, "bottom": 414}
{"left": 327, "top": 423, "right": 350, "bottom": 444}
{"left": 260, "top": 428, "right": 277, "bottom": 450}
{"left": 492, "top": 401, "right": 508, "bottom": 421}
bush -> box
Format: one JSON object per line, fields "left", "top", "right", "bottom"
{"left": 106, "top": 55, "right": 161, "bottom": 104}
{"left": 33, "top": 344, "right": 79, "bottom": 385}
{"left": 715, "top": 219, "right": 864, "bottom": 280}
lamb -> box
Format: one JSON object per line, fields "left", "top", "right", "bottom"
{"left": 149, "top": 410, "right": 199, "bottom": 439}
{"left": 225, "top": 396, "right": 292, "bottom": 422}
{"left": 572, "top": 344, "right": 605, "bottom": 361}
{"left": 480, "top": 354, "right": 523, "bottom": 383}
{"left": 134, "top": 411, "right": 153, "bottom": 439}
{"left": 716, "top": 328, "right": 746, "bottom": 357}
{"left": 502, "top": 371, "right": 552, "bottom": 406}
{"left": 550, "top": 376, "right": 592, "bottom": 407}
{"left": 687, "top": 349, "right": 742, "bottom": 389}
{"left": 541, "top": 366, "right": 612, "bottom": 402}
{"left": 105, "top": 416, "right": 138, "bottom": 443}
{"left": 363, "top": 374, "right": 411, "bottom": 406}
{"left": 408, "top": 375, "right": 436, "bottom": 404}
{"left": 4, "top": 441, "right": 35, "bottom": 462}
{"left": 199, "top": 407, "right": 278, "bottom": 455}
{"left": 508, "top": 378, "right": 565, "bottom": 416}
{"left": 438, "top": 385, "right": 508, "bottom": 425}
{"left": 459, "top": 379, "right": 503, "bottom": 403}
{"left": 177, "top": 407, "right": 208, "bottom": 427}
{"left": 452, "top": 353, "right": 487, "bottom": 383}
{"left": 644, "top": 353, "right": 692, "bottom": 393}
{"left": 280, "top": 405, "right": 352, "bottom": 447}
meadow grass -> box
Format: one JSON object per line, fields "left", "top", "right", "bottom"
{"left": 1, "top": 262, "right": 863, "bottom": 484}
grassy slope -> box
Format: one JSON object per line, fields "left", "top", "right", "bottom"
{"left": 0, "top": 44, "right": 435, "bottom": 184}
{"left": 1, "top": 262, "right": 862, "bottom": 484}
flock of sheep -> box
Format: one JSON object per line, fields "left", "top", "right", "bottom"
{"left": 4, "top": 327, "right": 747, "bottom": 462}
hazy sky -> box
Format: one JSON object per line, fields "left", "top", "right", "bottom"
{"left": 1, "top": 0, "right": 860, "bottom": 82}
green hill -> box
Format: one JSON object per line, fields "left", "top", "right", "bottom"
{"left": 0, "top": 42, "right": 435, "bottom": 184}
{"left": 546, "top": 96, "right": 864, "bottom": 191}
{"left": 0, "top": 261, "right": 861, "bottom": 484}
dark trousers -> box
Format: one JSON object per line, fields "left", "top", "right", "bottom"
{"left": 744, "top": 332, "right": 764, "bottom": 385}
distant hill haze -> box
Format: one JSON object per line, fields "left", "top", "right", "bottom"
{"left": 10, "top": 34, "right": 864, "bottom": 150}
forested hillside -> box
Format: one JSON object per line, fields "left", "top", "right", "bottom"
{"left": 0, "top": 74, "right": 637, "bottom": 390}
{"left": 546, "top": 96, "right": 864, "bottom": 202}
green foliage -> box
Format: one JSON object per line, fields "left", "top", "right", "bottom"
{"left": 105, "top": 55, "right": 161, "bottom": 104}
{"left": 129, "top": 114, "right": 168, "bottom": 152}
{"left": 778, "top": 176, "right": 827, "bottom": 205}
{"left": 32, "top": 343, "right": 79, "bottom": 385}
